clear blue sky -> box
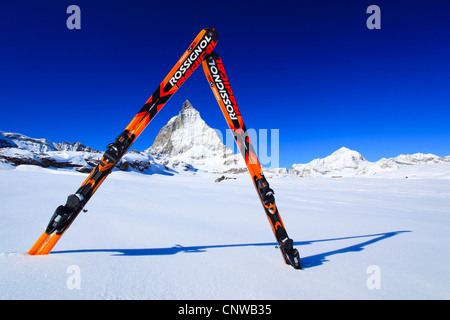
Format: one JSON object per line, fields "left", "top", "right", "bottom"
{"left": 0, "top": 0, "right": 449, "bottom": 168}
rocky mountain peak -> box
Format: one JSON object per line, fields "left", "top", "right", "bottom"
{"left": 145, "top": 100, "right": 245, "bottom": 172}
{"left": 182, "top": 99, "right": 194, "bottom": 110}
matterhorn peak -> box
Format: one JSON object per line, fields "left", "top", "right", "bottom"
{"left": 145, "top": 100, "right": 245, "bottom": 172}
{"left": 182, "top": 99, "right": 194, "bottom": 110}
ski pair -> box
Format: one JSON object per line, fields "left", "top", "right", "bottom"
{"left": 28, "top": 28, "right": 301, "bottom": 269}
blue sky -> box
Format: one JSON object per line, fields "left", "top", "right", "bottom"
{"left": 0, "top": 0, "right": 449, "bottom": 168}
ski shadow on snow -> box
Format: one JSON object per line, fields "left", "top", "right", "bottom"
{"left": 298, "top": 230, "right": 411, "bottom": 268}
{"left": 52, "top": 231, "right": 410, "bottom": 269}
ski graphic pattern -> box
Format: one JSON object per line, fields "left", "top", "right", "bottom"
{"left": 28, "top": 28, "right": 218, "bottom": 255}
{"left": 202, "top": 52, "right": 301, "bottom": 269}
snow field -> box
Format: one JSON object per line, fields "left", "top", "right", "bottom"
{"left": 1, "top": 166, "right": 449, "bottom": 299}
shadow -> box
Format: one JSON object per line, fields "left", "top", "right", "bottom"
{"left": 52, "top": 242, "right": 279, "bottom": 256}
{"left": 52, "top": 231, "right": 411, "bottom": 269}
{"left": 124, "top": 166, "right": 176, "bottom": 176}
{"left": 298, "top": 231, "right": 411, "bottom": 268}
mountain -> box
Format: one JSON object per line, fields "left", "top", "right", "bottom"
{"left": 0, "top": 131, "right": 97, "bottom": 153}
{"left": 288, "top": 147, "right": 450, "bottom": 178}
{"left": 289, "top": 147, "right": 368, "bottom": 177}
{"left": 0, "top": 131, "right": 166, "bottom": 174}
{"left": 377, "top": 152, "right": 450, "bottom": 167}
{"left": 145, "top": 100, "right": 245, "bottom": 173}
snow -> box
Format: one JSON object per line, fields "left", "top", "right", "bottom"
{"left": 1, "top": 165, "right": 449, "bottom": 299}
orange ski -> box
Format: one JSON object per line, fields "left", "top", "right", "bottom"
{"left": 202, "top": 52, "right": 301, "bottom": 269}
{"left": 28, "top": 28, "right": 218, "bottom": 255}
{"left": 28, "top": 232, "right": 52, "bottom": 255}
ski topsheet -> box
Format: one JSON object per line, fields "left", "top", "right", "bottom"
{"left": 28, "top": 28, "right": 218, "bottom": 255}
{"left": 202, "top": 52, "right": 301, "bottom": 269}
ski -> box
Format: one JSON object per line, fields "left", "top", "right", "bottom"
{"left": 202, "top": 52, "right": 301, "bottom": 269}
{"left": 28, "top": 28, "right": 218, "bottom": 255}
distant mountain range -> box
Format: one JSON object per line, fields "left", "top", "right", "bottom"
{"left": 0, "top": 130, "right": 165, "bottom": 174}
{"left": 1, "top": 100, "right": 449, "bottom": 177}
{"left": 289, "top": 147, "right": 450, "bottom": 178}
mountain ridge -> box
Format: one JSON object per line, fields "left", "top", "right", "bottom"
{"left": 1, "top": 101, "right": 449, "bottom": 177}
{"left": 288, "top": 146, "right": 450, "bottom": 177}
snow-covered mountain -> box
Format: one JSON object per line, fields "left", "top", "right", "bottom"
{"left": 289, "top": 147, "right": 367, "bottom": 177}
{"left": 288, "top": 147, "right": 450, "bottom": 178}
{"left": 0, "top": 131, "right": 98, "bottom": 153}
{"left": 0, "top": 130, "right": 167, "bottom": 173}
{"left": 145, "top": 100, "right": 245, "bottom": 173}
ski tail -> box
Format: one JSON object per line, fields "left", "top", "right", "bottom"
{"left": 28, "top": 28, "right": 218, "bottom": 255}
{"left": 202, "top": 52, "right": 301, "bottom": 269}
{"left": 28, "top": 232, "right": 62, "bottom": 255}
{"left": 27, "top": 232, "right": 52, "bottom": 255}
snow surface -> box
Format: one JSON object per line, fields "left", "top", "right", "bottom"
{"left": 1, "top": 165, "right": 449, "bottom": 300}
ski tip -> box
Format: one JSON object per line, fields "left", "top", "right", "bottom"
{"left": 205, "top": 51, "right": 220, "bottom": 60}
{"left": 203, "top": 27, "right": 218, "bottom": 42}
